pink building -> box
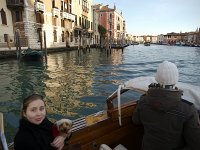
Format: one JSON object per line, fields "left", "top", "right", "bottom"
{"left": 93, "top": 4, "right": 126, "bottom": 44}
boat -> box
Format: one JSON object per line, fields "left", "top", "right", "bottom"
{"left": 64, "top": 76, "right": 200, "bottom": 150}
{"left": 144, "top": 41, "right": 150, "bottom": 46}
{"left": 4, "top": 76, "right": 200, "bottom": 150}
{"left": 0, "top": 112, "right": 8, "bottom": 150}
{"left": 133, "top": 41, "right": 139, "bottom": 45}
{"left": 20, "top": 48, "right": 44, "bottom": 61}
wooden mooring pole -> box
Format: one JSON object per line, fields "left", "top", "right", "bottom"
{"left": 15, "top": 29, "right": 21, "bottom": 60}
{"left": 39, "top": 30, "right": 43, "bottom": 52}
{"left": 43, "top": 31, "right": 47, "bottom": 62}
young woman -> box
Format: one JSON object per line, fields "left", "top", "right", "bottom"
{"left": 14, "top": 94, "right": 67, "bottom": 150}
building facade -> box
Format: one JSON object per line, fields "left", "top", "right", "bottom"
{"left": 92, "top": 5, "right": 100, "bottom": 45}
{"left": 0, "top": 0, "right": 15, "bottom": 49}
{"left": 73, "top": 0, "right": 93, "bottom": 49}
{"left": 2, "top": 0, "right": 95, "bottom": 50}
{"left": 93, "top": 4, "right": 126, "bottom": 45}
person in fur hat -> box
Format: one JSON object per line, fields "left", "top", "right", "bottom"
{"left": 132, "top": 61, "right": 200, "bottom": 150}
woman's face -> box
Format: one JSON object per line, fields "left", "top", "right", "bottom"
{"left": 23, "top": 99, "right": 46, "bottom": 125}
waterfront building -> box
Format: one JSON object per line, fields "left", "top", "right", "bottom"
{"left": 167, "top": 32, "right": 182, "bottom": 45}
{"left": 143, "top": 35, "right": 151, "bottom": 42}
{"left": 151, "top": 36, "right": 157, "bottom": 44}
{"left": 4, "top": 0, "right": 76, "bottom": 49}
{"left": 135, "top": 36, "right": 144, "bottom": 43}
{"left": 3, "top": 0, "right": 94, "bottom": 50}
{"left": 125, "top": 34, "right": 135, "bottom": 44}
{"left": 73, "top": 0, "right": 93, "bottom": 49}
{"left": 187, "top": 28, "right": 200, "bottom": 46}
{"left": 93, "top": 4, "right": 126, "bottom": 46}
{"left": 0, "top": 0, "right": 15, "bottom": 49}
{"left": 157, "top": 34, "right": 165, "bottom": 44}
{"left": 92, "top": 5, "right": 100, "bottom": 46}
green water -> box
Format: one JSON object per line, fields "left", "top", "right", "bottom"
{"left": 1, "top": 45, "right": 200, "bottom": 143}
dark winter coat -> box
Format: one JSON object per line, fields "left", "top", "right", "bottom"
{"left": 132, "top": 87, "right": 200, "bottom": 150}
{"left": 14, "top": 118, "right": 54, "bottom": 150}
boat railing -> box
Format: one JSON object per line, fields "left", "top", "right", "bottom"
{"left": 71, "top": 117, "right": 86, "bottom": 132}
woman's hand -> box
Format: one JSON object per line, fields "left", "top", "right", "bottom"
{"left": 51, "top": 135, "right": 66, "bottom": 150}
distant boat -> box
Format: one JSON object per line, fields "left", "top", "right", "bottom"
{"left": 144, "top": 41, "right": 150, "bottom": 46}
{"left": 133, "top": 42, "right": 139, "bottom": 45}
{"left": 21, "top": 48, "right": 44, "bottom": 61}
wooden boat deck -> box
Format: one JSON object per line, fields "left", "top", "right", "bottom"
{"left": 64, "top": 101, "right": 143, "bottom": 150}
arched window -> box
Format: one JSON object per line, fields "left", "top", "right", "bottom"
{"left": 37, "top": 28, "right": 42, "bottom": 42}
{"left": 65, "top": 31, "right": 69, "bottom": 39}
{"left": 62, "top": 31, "right": 64, "bottom": 42}
{"left": 52, "top": 0, "right": 55, "bottom": 8}
{"left": 1, "top": 9, "right": 7, "bottom": 25}
{"left": 117, "top": 24, "right": 120, "bottom": 30}
{"left": 70, "top": 32, "right": 73, "bottom": 42}
{"left": 36, "top": 12, "right": 44, "bottom": 24}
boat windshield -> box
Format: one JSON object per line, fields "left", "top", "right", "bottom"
{"left": 112, "top": 90, "right": 142, "bottom": 107}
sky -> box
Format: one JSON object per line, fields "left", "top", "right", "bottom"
{"left": 93, "top": 0, "right": 200, "bottom": 36}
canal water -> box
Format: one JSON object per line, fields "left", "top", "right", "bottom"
{"left": 1, "top": 44, "right": 200, "bottom": 143}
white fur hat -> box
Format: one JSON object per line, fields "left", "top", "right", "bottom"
{"left": 155, "top": 61, "right": 179, "bottom": 86}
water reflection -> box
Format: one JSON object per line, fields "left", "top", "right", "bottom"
{"left": 44, "top": 49, "right": 124, "bottom": 118}
{"left": 1, "top": 46, "right": 200, "bottom": 143}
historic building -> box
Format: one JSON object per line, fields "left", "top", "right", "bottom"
{"left": 93, "top": 4, "right": 126, "bottom": 45}
{"left": 92, "top": 5, "right": 100, "bottom": 45}
{"left": 4, "top": 0, "right": 76, "bottom": 49}
{"left": 73, "top": 0, "right": 93, "bottom": 49}
{"left": 0, "top": 0, "right": 15, "bottom": 49}
{"left": 1, "top": 0, "right": 95, "bottom": 49}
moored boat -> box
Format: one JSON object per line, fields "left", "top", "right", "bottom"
{"left": 144, "top": 41, "right": 150, "bottom": 46}
{"left": 133, "top": 41, "right": 139, "bottom": 45}
{"left": 20, "top": 48, "right": 44, "bottom": 61}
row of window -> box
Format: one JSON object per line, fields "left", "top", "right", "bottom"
{"left": 36, "top": 0, "right": 90, "bottom": 15}
{"left": 0, "top": 8, "right": 93, "bottom": 32}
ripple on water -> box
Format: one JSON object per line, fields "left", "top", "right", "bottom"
{"left": 1, "top": 45, "right": 200, "bottom": 143}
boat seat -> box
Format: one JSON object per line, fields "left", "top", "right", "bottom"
{"left": 100, "top": 144, "right": 128, "bottom": 150}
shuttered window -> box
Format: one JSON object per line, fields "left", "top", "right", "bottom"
{"left": 36, "top": 12, "right": 44, "bottom": 24}
{"left": 53, "top": 30, "right": 57, "bottom": 42}
{"left": 4, "top": 34, "right": 8, "bottom": 42}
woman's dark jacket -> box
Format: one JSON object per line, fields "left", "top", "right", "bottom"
{"left": 14, "top": 118, "right": 54, "bottom": 150}
{"left": 132, "top": 87, "right": 200, "bottom": 150}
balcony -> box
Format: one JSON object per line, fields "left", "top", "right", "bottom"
{"left": 52, "top": 8, "right": 60, "bottom": 17}
{"left": 61, "top": 12, "right": 68, "bottom": 19}
{"left": 34, "top": 1, "right": 45, "bottom": 12}
{"left": 61, "top": 12, "right": 75, "bottom": 22}
{"left": 68, "top": 13, "right": 75, "bottom": 22}
{"left": 6, "top": 0, "right": 24, "bottom": 9}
